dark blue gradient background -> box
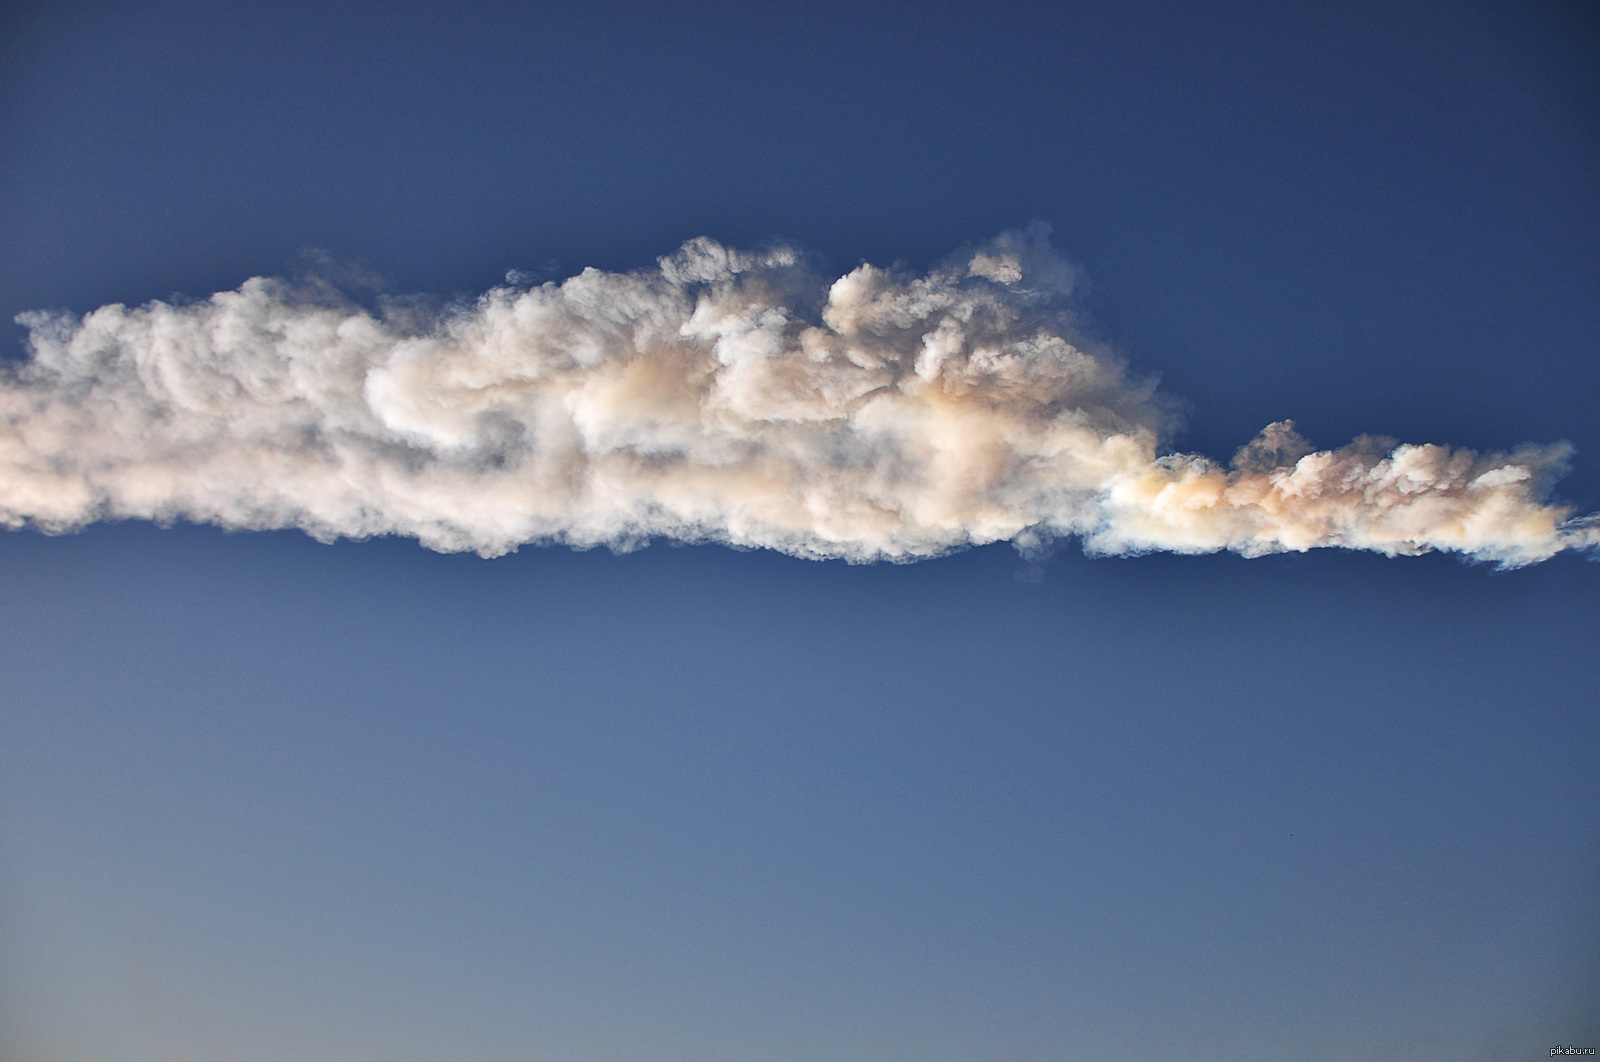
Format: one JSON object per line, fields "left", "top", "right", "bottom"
{"left": 2, "top": 2, "right": 1596, "bottom": 1059}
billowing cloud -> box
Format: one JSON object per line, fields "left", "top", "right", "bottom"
{"left": 3, "top": 228, "right": 1595, "bottom": 566}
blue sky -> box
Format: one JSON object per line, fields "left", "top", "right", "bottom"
{"left": 1, "top": 2, "right": 1596, "bottom": 1060}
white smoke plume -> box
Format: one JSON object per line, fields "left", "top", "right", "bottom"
{"left": 3, "top": 228, "right": 1595, "bottom": 567}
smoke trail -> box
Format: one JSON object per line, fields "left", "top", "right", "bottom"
{"left": 3, "top": 229, "right": 1595, "bottom": 566}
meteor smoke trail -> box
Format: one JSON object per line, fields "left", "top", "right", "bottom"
{"left": 3, "top": 229, "right": 1595, "bottom": 566}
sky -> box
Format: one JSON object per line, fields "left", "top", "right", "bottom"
{"left": 0, "top": 1, "right": 1597, "bottom": 1060}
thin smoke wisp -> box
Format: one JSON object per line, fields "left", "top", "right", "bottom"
{"left": 4, "top": 229, "right": 1595, "bottom": 566}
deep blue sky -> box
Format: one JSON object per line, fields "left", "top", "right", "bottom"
{"left": 2, "top": 2, "right": 1597, "bottom": 1060}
